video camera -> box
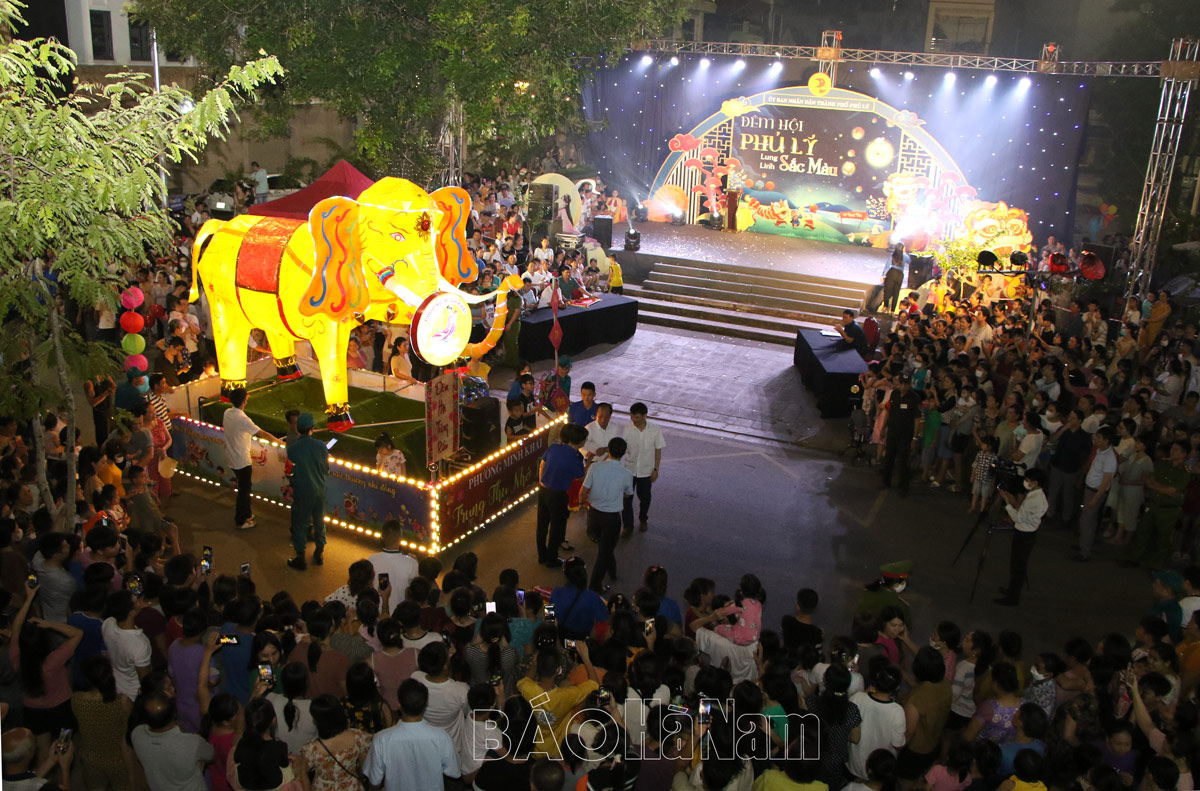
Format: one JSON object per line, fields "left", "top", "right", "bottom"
{"left": 992, "top": 459, "right": 1026, "bottom": 495}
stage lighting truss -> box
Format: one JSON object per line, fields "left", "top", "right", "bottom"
{"left": 638, "top": 39, "right": 1163, "bottom": 78}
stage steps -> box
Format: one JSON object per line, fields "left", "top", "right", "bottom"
{"left": 630, "top": 260, "right": 869, "bottom": 346}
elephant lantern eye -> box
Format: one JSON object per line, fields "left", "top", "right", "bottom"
{"left": 390, "top": 232, "right": 405, "bottom": 243}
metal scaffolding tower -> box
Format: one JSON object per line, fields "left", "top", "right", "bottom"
{"left": 1130, "top": 38, "right": 1200, "bottom": 291}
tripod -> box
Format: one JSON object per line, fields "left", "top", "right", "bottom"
{"left": 952, "top": 481, "right": 1017, "bottom": 604}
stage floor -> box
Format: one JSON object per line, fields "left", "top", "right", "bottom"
{"left": 613, "top": 222, "right": 885, "bottom": 286}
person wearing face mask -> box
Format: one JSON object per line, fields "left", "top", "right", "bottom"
{"left": 911, "top": 354, "right": 930, "bottom": 391}
{"left": 994, "top": 468, "right": 1048, "bottom": 607}
{"left": 857, "top": 561, "right": 912, "bottom": 628}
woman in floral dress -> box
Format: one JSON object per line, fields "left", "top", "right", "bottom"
{"left": 301, "top": 695, "right": 372, "bottom": 791}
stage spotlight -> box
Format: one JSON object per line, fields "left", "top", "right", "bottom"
{"left": 669, "top": 56, "right": 679, "bottom": 66}
{"left": 734, "top": 59, "right": 746, "bottom": 70}
{"left": 640, "top": 54, "right": 652, "bottom": 67}
{"left": 869, "top": 67, "right": 881, "bottom": 78}
{"left": 624, "top": 228, "right": 641, "bottom": 251}
{"left": 771, "top": 61, "right": 782, "bottom": 71}
{"left": 903, "top": 71, "right": 914, "bottom": 81}
{"left": 985, "top": 74, "right": 998, "bottom": 86}
{"left": 700, "top": 57, "right": 710, "bottom": 68}
{"left": 774, "top": 51, "right": 781, "bottom": 57}
{"left": 944, "top": 72, "right": 956, "bottom": 83}
{"left": 1018, "top": 76, "right": 1032, "bottom": 91}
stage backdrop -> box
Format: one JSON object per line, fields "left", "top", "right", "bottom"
{"left": 581, "top": 55, "right": 1091, "bottom": 250}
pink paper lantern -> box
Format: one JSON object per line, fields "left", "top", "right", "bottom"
{"left": 125, "top": 353, "right": 148, "bottom": 372}
{"left": 119, "top": 311, "right": 144, "bottom": 334}
{"left": 121, "top": 287, "right": 145, "bottom": 310}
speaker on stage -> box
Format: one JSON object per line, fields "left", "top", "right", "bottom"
{"left": 908, "top": 255, "right": 935, "bottom": 288}
{"left": 592, "top": 215, "right": 613, "bottom": 249}
{"left": 1081, "top": 243, "right": 1115, "bottom": 272}
{"left": 526, "top": 183, "right": 558, "bottom": 246}
{"left": 460, "top": 397, "right": 501, "bottom": 458}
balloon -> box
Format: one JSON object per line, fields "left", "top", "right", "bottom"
{"left": 764, "top": 181, "right": 775, "bottom": 191}
{"left": 124, "top": 353, "right": 148, "bottom": 372}
{"left": 1049, "top": 252, "right": 1068, "bottom": 274}
{"left": 119, "top": 311, "right": 144, "bottom": 334}
{"left": 121, "top": 287, "right": 144, "bottom": 310}
{"left": 149, "top": 304, "right": 166, "bottom": 321}
{"left": 1079, "top": 251, "right": 1105, "bottom": 280}
{"left": 121, "top": 333, "right": 146, "bottom": 355}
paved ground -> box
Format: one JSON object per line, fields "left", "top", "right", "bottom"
{"left": 174, "top": 325, "right": 1156, "bottom": 659}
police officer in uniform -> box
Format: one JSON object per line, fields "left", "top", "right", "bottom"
{"left": 857, "top": 561, "right": 912, "bottom": 627}
{"left": 880, "top": 373, "right": 923, "bottom": 496}
{"left": 1121, "top": 440, "right": 1191, "bottom": 569}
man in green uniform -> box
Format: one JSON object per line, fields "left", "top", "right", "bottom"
{"left": 856, "top": 560, "right": 912, "bottom": 626}
{"left": 1122, "top": 440, "right": 1190, "bottom": 569}
{"left": 286, "top": 413, "right": 329, "bottom": 571}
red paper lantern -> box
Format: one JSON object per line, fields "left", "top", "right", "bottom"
{"left": 119, "top": 311, "right": 144, "bottom": 334}
{"left": 1079, "top": 251, "right": 1105, "bottom": 281}
{"left": 1049, "top": 252, "right": 1068, "bottom": 274}
{"left": 125, "top": 353, "right": 148, "bottom": 372}
{"left": 148, "top": 304, "right": 166, "bottom": 321}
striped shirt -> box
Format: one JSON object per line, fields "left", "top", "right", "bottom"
{"left": 149, "top": 392, "right": 171, "bottom": 432}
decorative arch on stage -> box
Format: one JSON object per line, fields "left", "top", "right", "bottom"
{"left": 644, "top": 84, "right": 1032, "bottom": 253}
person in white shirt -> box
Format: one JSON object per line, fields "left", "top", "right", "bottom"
{"left": 456, "top": 684, "right": 503, "bottom": 782}
{"left": 410, "top": 642, "right": 469, "bottom": 745}
{"left": 1180, "top": 568, "right": 1200, "bottom": 625}
{"left": 533, "top": 238, "right": 555, "bottom": 265}
{"left": 221, "top": 389, "right": 279, "bottom": 530}
{"left": 250, "top": 161, "right": 269, "bottom": 204}
{"left": 584, "top": 404, "right": 618, "bottom": 461}
{"left": 1011, "top": 411, "right": 1043, "bottom": 470}
{"left": 995, "top": 468, "right": 1048, "bottom": 606}
{"left": 847, "top": 666, "right": 906, "bottom": 780}
{"left": 101, "top": 590, "right": 152, "bottom": 700}
{"left": 1076, "top": 426, "right": 1119, "bottom": 561}
{"left": 621, "top": 402, "right": 666, "bottom": 535}
{"left": 368, "top": 520, "right": 419, "bottom": 598}
{"left": 365, "top": 679, "right": 461, "bottom": 791}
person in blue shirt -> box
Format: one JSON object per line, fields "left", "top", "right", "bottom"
{"left": 568, "top": 382, "right": 599, "bottom": 427}
{"left": 536, "top": 424, "right": 587, "bottom": 567}
{"left": 549, "top": 557, "right": 608, "bottom": 640}
{"left": 506, "top": 361, "right": 532, "bottom": 402}
{"left": 642, "top": 564, "right": 684, "bottom": 626}
{"left": 219, "top": 597, "right": 261, "bottom": 703}
{"left": 581, "top": 437, "right": 634, "bottom": 591}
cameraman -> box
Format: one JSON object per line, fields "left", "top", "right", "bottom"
{"left": 994, "top": 468, "right": 1048, "bottom": 607}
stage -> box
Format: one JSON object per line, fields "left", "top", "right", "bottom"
{"left": 609, "top": 221, "right": 885, "bottom": 287}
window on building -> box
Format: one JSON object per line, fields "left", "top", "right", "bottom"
{"left": 89, "top": 10, "right": 113, "bottom": 60}
{"left": 128, "top": 21, "right": 152, "bottom": 61}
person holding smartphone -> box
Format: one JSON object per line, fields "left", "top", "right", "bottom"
{"left": 367, "top": 519, "right": 418, "bottom": 597}
{"left": 516, "top": 641, "right": 599, "bottom": 760}
{"left": 286, "top": 413, "right": 328, "bottom": 571}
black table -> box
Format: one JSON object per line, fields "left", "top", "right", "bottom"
{"left": 793, "top": 328, "right": 868, "bottom": 418}
{"left": 518, "top": 294, "right": 639, "bottom": 361}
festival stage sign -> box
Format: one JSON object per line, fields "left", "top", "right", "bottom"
{"left": 432, "top": 416, "right": 563, "bottom": 553}
{"left": 646, "top": 85, "right": 1033, "bottom": 254}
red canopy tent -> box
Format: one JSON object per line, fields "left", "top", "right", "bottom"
{"left": 247, "top": 160, "right": 374, "bottom": 221}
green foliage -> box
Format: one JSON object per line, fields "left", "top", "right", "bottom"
{"left": 131, "top": 0, "right": 690, "bottom": 183}
{"left": 937, "top": 232, "right": 999, "bottom": 277}
{"left": 0, "top": 0, "right": 281, "bottom": 514}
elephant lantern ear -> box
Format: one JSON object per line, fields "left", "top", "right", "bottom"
{"left": 431, "top": 186, "right": 477, "bottom": 285}
{"left": 301, "top": 197, "right": 368, "bottom": 321}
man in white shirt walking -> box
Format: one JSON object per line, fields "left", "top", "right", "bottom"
{"left": 621, "top": 402, "right": 666, "bottom": 536}
{"left": 995, "top": 468, "right": 1048, "bottom": 607}
{"left": 221, "top": 389, "right": 279, "bottom": 530}
{"left": 1076, "top": 426, "right": 1119, "bottom": 562}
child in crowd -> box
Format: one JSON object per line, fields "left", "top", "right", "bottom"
{"left": 925, "top": 741, "right": 976, "bottom": 791}
{"left": 714, "top": 573, "right": 765, "bottom": 647}
{"left": 374, "top": 432, "right": 406, "bottom": 477}
{"left": 969, "top": 435, "right": 999, "bottom": 513}
{"left": 505, "top": 399, "right": 530, "bottom": 444}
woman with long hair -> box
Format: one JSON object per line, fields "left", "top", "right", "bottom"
{"left": 11, "top": 585, "right": 83, "bottom": 761}
{"left": 300, "top": 695, "right": 372, "bottom": 791}
{"left": 342, "top": 661, "right": 393, "bottom": 734}
{"left": 682, "top": 577, "right": 716, "bottom": 639}
{"left": 896, "top": 646, "right": 951, "bottom": 784}
{"left": 369, "top": 618, "right": 417, "bottom": 714}
{"left": 807, "top": 662, "right": 863, "bottom": 789}
{"left": 71, "top": 656, "right": 134, "bottom": 791}
{"left": 266, "top": 661, "right": 317, "bottom": 755}
{"left": 463, "top": 612, "right": 518, "bottom": 695}
{"left": 286, "top": 609, "right": 349, "bottom": 699}
{"left": 231, "top": 697, "right": 309, "bottom": 791}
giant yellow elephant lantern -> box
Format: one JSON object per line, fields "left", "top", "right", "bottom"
{"left": 190, "top": 177, "right": 518, "bottom": 430}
